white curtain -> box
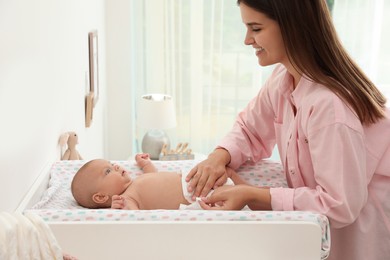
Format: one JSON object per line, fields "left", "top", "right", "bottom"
{"left": 333, "top": 0, "right": 390, "bottom": 97}
{"left": 130, "top": 0, "right": 390, "bottom": 155}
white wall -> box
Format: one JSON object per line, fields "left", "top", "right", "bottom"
{"left": 105, "top": 0, "right": 134, "bottom": 160}
{"left": 0, "top": 0, "right": 107, "bottom": 212}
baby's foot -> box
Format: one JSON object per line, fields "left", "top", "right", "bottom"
{"left": 135, "top": 153, "right": 152, "bottom": 169}
{"left": 63, "top": 253, "right": 78, "bottom": 260}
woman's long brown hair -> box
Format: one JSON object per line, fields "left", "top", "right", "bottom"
{"left": 238, "top": 0, "right": 387, "bottom": 125}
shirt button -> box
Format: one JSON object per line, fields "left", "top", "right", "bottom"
{"left": 290, "top": 169, "right": 295, "bottom": 175}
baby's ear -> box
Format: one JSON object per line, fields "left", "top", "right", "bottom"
{"left": 92, "top": 193, "right": 109, "bottom": 204}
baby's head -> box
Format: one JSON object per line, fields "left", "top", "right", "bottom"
{"left": 71, "top": 159, "right": 132, "bottom": 208}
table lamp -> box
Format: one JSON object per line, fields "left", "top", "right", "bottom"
{"left": 137, "top": 94, "right": 177, "bottom": 159}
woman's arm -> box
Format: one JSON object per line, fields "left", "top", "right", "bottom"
{"left": 187, "top": 67, "right": 283, "bottom": 200}
{"left": 199, "top": 185, "right": 272, "bottom": 211}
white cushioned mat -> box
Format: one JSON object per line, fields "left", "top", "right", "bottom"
{"left": 25, "top": 159, "right": 330, "bottom": 258}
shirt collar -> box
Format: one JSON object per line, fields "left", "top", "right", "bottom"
{"left": 280, "top": 69, "right": 315, "bottom": 107}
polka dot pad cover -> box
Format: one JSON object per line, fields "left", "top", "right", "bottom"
{"left": 25, "top": 159, "right": 329, "bottom": 257}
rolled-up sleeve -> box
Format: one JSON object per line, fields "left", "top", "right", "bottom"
{"left": 270, "top": 187, "right": 295, "bottom": 211}
{"left": 218, "top": 72, "right": 282, "bottom": 169}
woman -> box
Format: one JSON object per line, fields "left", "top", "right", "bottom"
{"left": 186, "top": 0, "right": 390, "bottom": 259}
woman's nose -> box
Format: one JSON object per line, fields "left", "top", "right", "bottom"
{"left": 244, "top": 32, "right": 254, "bottom": 45}
{"left": 244, "top": 36, "right": 254, "bottom": 45}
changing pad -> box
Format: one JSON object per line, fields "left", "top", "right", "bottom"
{"left": 25, "top": 159, "right": 330, "bottom": 258}
{"left": 30, "top": 159, "right": 287, "bottom": 210}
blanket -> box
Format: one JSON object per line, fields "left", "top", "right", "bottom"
{"left": 0, "top": 212, "right": 63, "bottom": 260}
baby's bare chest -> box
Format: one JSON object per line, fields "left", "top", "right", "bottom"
{"left": 126, "top": 172, "right": 185, "bottom": 209}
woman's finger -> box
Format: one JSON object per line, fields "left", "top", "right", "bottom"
{"left": 199, "top": 174, "right": 219, "bottom": 198}
{"left": 198, "top": 200, "right": 215, "bottom": 210}
{"left": 186, "top": 166, "right": 197, "bottom": 182}
{"left": 198, "top": 199, "right": 226, "bottom": 210}
{"left": 213, "top": 175, "right": 228, "bottom": 189}
{"left": 187, "top": 169, "right": 201, "bottom": 193}
{"left": 203, "top": 190, "right": 226, "bottom": 204}
{"left": 193, "top": 172, "right": 211, "bottom": 198}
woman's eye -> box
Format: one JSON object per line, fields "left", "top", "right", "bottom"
{"left": 252, "top": 28, "right": 261, "bottom": 32}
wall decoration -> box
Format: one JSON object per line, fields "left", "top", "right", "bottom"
{"left": 85, "top": 92, "right": 94, "bottom": 127}
{"left": 85, "top": 30, "right": 98, "bottom": 127}
{"left": 89, "top": 30, "right": 99, "bottom": 106}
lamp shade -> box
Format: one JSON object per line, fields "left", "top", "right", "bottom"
{"left": 137, "top": 94, "right": 177, "bottom": 130}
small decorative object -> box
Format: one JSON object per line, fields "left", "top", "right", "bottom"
{"left": 85, "top": 92, "right": 94, "bottom": 127}
{"left": 137, "top": 94, "right": 177, "bottom": 160}
{"left": 85, "top": 30, "right": 99, "bottom": 127}
{"left": 159, "top": 142, "right": 195, "bottom": 161}
{"left": 89, "top": 30, "right": 99, "bottom": 107}
{"left": 59, "top": 131, "right": 83, "bottom": 160}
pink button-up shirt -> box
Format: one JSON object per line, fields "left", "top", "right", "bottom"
{"left": 219, "top": 64, "right": 390, "bottom": 260}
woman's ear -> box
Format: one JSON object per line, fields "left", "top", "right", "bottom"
{"left": 92, "top": 193, "right": 109, "bottom": 204}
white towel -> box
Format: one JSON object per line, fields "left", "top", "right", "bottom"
{"left": 0, "top": 211, "right": 63, "bottom": 260}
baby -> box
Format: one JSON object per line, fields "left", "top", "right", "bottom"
{"left": 71, "top": 154, "right": 241, "bottom": 210}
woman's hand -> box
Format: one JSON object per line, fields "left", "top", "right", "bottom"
{"left": 186, "top": 149, "right": 231, "bottom": 200}
{"left": 199, "top": 185, "right": 272, "bottom": 211}
{"left": 199, "top": 185, "right": 248, "bottom": 210}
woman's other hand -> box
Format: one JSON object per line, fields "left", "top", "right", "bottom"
{"left": 199, "top": 185, "right": 272, "bottom": 211}
{"left": 199, "top": 185, "right": 247, "bottom": 210}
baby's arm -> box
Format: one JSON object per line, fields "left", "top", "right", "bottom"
{"left": 135, "top": 153, "right": 158, "bottom": 173}
{"left": 111, "top": 195, "right": 139, "bottom": 210}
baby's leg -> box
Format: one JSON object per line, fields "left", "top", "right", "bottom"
{"left": 135, "top": 153, "right": 158, "bottom": 173}
{"left": 226, "top": 167, "right": 247, "bottom": 185}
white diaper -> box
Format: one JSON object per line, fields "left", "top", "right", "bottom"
{"left": 179, "top": 168, "right": 234, "bottom": 210}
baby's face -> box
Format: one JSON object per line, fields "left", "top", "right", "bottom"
{"left": 90, "top": 159, "right": 132, "bottom": 196}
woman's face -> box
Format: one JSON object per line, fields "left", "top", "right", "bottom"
{"left": 239, "top": 3, "right": 288, "bottom": 67}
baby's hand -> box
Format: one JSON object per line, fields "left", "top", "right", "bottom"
{"left": 135, "top": 153, "right": 150, "bottom": 160}
{"left": 111, "top": 195, "right": 125, "bottom": 209}
{"left": 135, "top": 153, "right": 152, "bottom": 170}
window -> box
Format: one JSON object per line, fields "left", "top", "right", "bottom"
{"left": 130, "top": 0, "right": 390, "bottom": 155}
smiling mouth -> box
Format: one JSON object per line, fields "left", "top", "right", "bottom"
{"left": 255, "top": 47, "right": 265, "bottom": 54}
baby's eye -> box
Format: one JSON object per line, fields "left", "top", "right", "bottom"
{"left": 105, "top": 169, "right": 111, "bottom": 175}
